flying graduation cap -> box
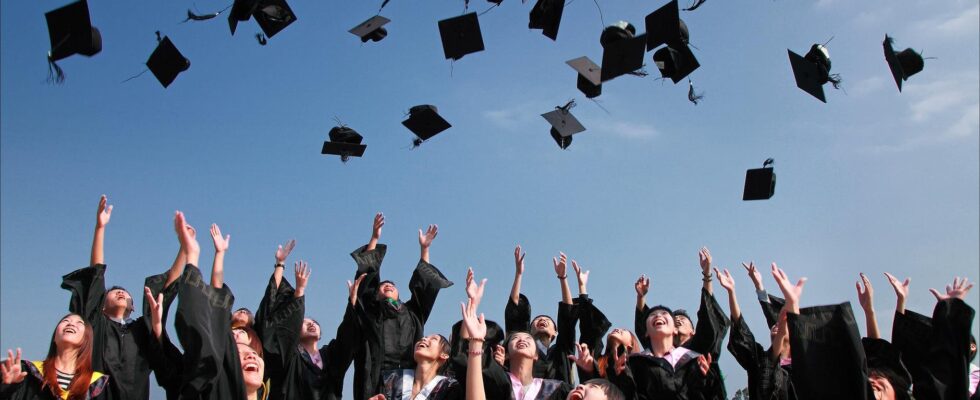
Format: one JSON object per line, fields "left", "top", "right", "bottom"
{"left": 644, "top": 0, "right": 699, "bottom": 83}
{"left": 146, "top": 35, "right": 190, "bottom": 88}
{"left": 743, "top": 158, "right": 775, "bottom": 201}
{"left": 350, "top": 16, "right": 390, "bottom": 43}
{"left": 883, "top": 35, "right": 924, "bottom": 92}
{"left": 252, "top": 0, "right": 297, "bottom": 39}
{"left": 321, "top": 126, "right": 367, "bottom": 162}
{"left": 438, "top": 13, "right": 485, "bottom": 61}
{"left": 599, "top": 21, "right": 648, "bottom": 82}
{"left": 788, "top": 43, "right": 841, "bottom": 103}
{"left": 567, "top": 57, "right": 602, "bottom": 98}
{"left": 528, "top": 0, "right": 565, "bottom": 41}
{"left": 541, "top": 100, "right": 586, "bottom": 149}
{"left": 44, "top": 0, "right": 103, "bottom": 83}
{"left": 403, "top": 105, "right": 452, "bottom": 147}
{"left": 228, "top": 0, "right": 260, "bottom": 35}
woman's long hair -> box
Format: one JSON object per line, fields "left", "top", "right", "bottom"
{"left": 41, "top": 313, "right": 94, "bottom": 400}
{"left": 595, "top": 330, "right": 642, "bottom": 378}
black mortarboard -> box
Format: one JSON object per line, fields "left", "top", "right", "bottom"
{"left": 600, "top": 21, "right": 637, "bottom": 48}
{"left": 438, "top": 13, "right": 485, "bottom": 61}
{"left": 743, "top": 158, "right": 775, "bottom": 201}
{"left": 567, "top": 57, "right": 602, "bottom": 98}
{"left": 644, "top": 0, "right": 684, "bottom": 51}
{"left": 883, "top": 35, "right": 924, "bottom": 92}
{"left": 653, "top": 43, "right": 699, "bottom": 83}
{"left": 350, "top": 16, "right": 390, "bottom": 43}
{"left": 600, "top": 32, "right": 647, "bottom": 82}
{"left": 321, "top": 126, "right": 367, "bottom": 161}
{"left": 228, "top": 0, "right": 260, "bottom": 35}
{"left": 788, "top": 48, "right": 826, "bottom": 103}
{"left": 528, "top": 0, "right": 565, "bottom": 41}
{"left": 542, "top": 102, "right": 585, "bottom": 149}
{"left": 146, "top": 36, "right": 190, "bottom": 88}
{"left": 252, "top": 0, "right": 297, "bottom": 39}
{"left": 45, "top": 0, "right": 102, "bottom": 62}
{"left": 402, "top": 105, "right": 451, "bottom": 144}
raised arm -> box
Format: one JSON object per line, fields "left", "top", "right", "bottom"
{"left": 884, "top": 272, "right": 911, "bottom": 315}
{"left": 367, "top": 212, "right": 384, "bottom": 251}
{"left": 144, "top": 287, "right": 165, "bottom": 341}
{"left": 462, "top": 298, "right": 487, "bottom": 400}
{"left": 165, "top": 212, "right": 194, "bottom": 288}
{"left": 209, "top": 224, "right": 230, "bottom": 289}
{"left": 699, "top": 247, "right": 714, "bottom": 295}
{"left": 90, "top": 195, "right": 112, "bottom": 266}
{"left": 856, "top": 273, "right": 880, "bottom": 339}
{"left": 419, "top": 224, "right": 438, "bottom": 263}
{"left": 635, "top": 274, "right": 649, "bottom": 312}
{"left": 572, "top": 260, "right": 589, "bottom": 296}
{"left": 177, "top": 212, "right": 200, "bottom": 267}
{"left": 510, "top": 245, "right": 525, "bottom": 305}
{"left": 554, "top": 252, "right": 572, "bottom": 305}
{"left": 770, "top": 263, "right": 804, "bottom": 315}
{"left": 273, "top": 239, "right": 296, "bottom": 289}
{"left": 743, "top": 262, "right": 779, "bottom": 328}
{"left": 716, "top": 268, "right": 740, "bottom": 322}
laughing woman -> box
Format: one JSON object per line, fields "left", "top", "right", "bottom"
{"left": 0, "top": 314, "right": 109, "bottom": 400}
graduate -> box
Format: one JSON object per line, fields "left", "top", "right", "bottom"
{"left": 504, "top": 246, "right": 579, "bottom": 384}
{"left": 445, "top": 268, "right": 506, "bottom": 389}
{"left": 719, "top": 264, "right": 796, "bottom": 400}
{"left": 349, "top": 213, "right": 454, "bottom": 399}
{"left": 0, "top": 314, "right": 109, "bottom": 400}
{"left": 459, "top": 270, "right": 624, "bottom": 400}
{"left": 59, "top": 196, "right": 174, "bottom": 400}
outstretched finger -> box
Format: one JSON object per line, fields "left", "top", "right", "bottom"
{"left": 928, "top": 288, "right": 942, "bottom": 301}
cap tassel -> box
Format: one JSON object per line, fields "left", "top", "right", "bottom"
{"left": 183, "top": 9, "right": 221, "bottom": 22}
{"left": 687, "top": 80, "right": 704, "bottom": 105}
{"left": 411, "top": 137, "right": 424, "bottom": 148}
{"left": 256, "top": 33, "right": 268, "bottom": 45}
{"left": 46, "top": 53, "right": 66, "bottom": 85}
{"left": 827, "top": 73, "right": 843, "bottom": 89}
{"left": 627, "top": 68, "right": 649, "bottom": 77}
{"left": 682, "top": 0, "right": 706, "bottom": 11}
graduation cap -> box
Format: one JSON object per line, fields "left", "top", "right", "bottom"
{"left": 252, "top": 0, "right": 297, "bottom": 39}
{"left": 321, "top": 126, "right": 367, "bottom": 162}
{"left": 567, "top": 57, "right": 602, "bottom": 98}
{"left": 600, "top": 30, "right": 647, "bottom": 82}
{"left": 743, "top": 158, "right": 775, "bottom": 201}
{"left": 542, "top": 100, "right": 585, "bottom": 149}
{"left": 438, "top": 13, "right": 485, "bottom": 61}
{"left": 350, "top": 15, "right": 390, "bottom": 43}
{"left": 44, "top": 0, "right": 102, "bottom": 82}
{"left": 653, "top": 43, "right": 699, "bottom": 83}
{"left": 146, "top": 36, "right": 190, "bottom": 88}
{"left": 600, "top": 21, "right": 637, "bottom": 48}
{"left": 228, "top": 0, "right": 260, "bottom": 35}
{"left": 883, "top": 35, "right": 924, "bottom": 92}
{"left": 402, "top": 105, "right": 451, "bottom": 146}
{"left": 644, "top": 0, "right": 687, "bottom": 51}
{"left": 528, "top": 0, "right": 565, "bottom": 41}
{"left": 788, "top": 44, "right": 841, "bottom": 103}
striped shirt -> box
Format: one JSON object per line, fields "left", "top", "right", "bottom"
{"left": 56, "top": 369, "right": 74, "bottom": 391}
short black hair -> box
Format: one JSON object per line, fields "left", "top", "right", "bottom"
{"left": 106, "top": 286, "right": 134, "bottom": 317}
{"left": 583, "top": 379, "right": 625, "bottom": 400}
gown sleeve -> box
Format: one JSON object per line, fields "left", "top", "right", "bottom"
{"left": 506, "top": 293, "right": 532, "bottom": 336}
{"left": 404, "top": 260, "right": 454, "bottom": 325}
{"left": 787, "top": 302, "right": 870, "bottom": 400}
{"left": 551, "top": 301, "right": 580, "bottom": 383}
{"left": 635, "top": 304, "right": 650, "bottom": 351}
{"left": 726, "top": 316, "right": 764, "bottom": 377}
{"left": 914, "top": 298, "right": 975, "bottom": 400}
{"left": 261, "top": 294, "right": 306, "bottom": 390}
{"left": 685, "top": 288, "right": 730, "bottom": 358}
{"left": 173, "top": 264, "right": 237, "bottom": 398}
{"left": 320, "top": 303, "right": 362, "bottom": 400}
{"left": 61, "top": 264, "right": 107, "bottom": 324}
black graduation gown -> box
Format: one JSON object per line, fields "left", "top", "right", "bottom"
{"left": 572, "top": 294, "right": 614, "bottom": 382}
{"left": 143, "top": 271, "right": 184, "bottom": 399}
{"left": 445, "top": 318, "right": 504, "bottom": 393}
{"left": 481, "top": 359, "right": 573, "bottom": 400}
{"left": 378, "top": 370, "right": 463, "bottom": 400}
{"left": 786, "top": 302, "right": 869, "bottom": 400}
{"left": 349, "top": 244, "right": 453, "bottom": 400}
{"left": 503, "top": 293, "right": 580, "bottom": 384}
{"left": 609, "top": 348, "right": 719, "bottom": 400}
{"left": 0, "top": 360, "right": 110, "bottom": 400}
{"left": 892, "top": 298, "right": 975, "bottom": 400}
{"left": 726, "top": 316, "right": 796, "bottom": 400}
{"left": 173, "top": 264, "right": 249, "bottom": 400}
{"left": 60, "top": 264, "right": 164, "bottom": 400}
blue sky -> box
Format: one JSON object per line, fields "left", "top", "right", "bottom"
{"left": 2, "top": 0, "right": 978, "bottom": 396}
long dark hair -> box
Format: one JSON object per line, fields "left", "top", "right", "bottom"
{"left": 41, "top": 313, "right": 94, "bottom": 400}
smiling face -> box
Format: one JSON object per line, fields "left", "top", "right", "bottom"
{"left": 413, "top": 334, "right": 449, "bottom": 363}
{"left": 531, "top": 316, "right": 556, "bottom": 339}
{"left": 567, "top": 379, "right": 623, "bottom": 400}
{"left": 300, "top": 318, "right": 320, "bottom": 341}
{"left": 103, "top": 288, "right": 133, "bottom": 317}
{"left": 645, "top": 309, "right": 677, "bottom": 338}
{"left": 232, "top": 309, "right": 253, "bottom": 328}
{"left": 238, "top": 343, "right": 265, "bottom": 392}
{"left": 868, "top": 372, "right": 896, "bottom": 400}
{"left": 606, "top": 328, "right": 638, "bottom": 356}
{"left": 55, "top": 314, "right": 87, "bottom": 349}
{"left": 507, "top": 332, "right": 538, "bottom": 360}
{"left": 378, "top": 281, "right": 399, "bottom": 301}
{"left": 673, "top": 315, "right": 693, "bottom": 337}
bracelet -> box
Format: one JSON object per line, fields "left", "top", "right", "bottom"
{"left": 468, "top": 349, "right": 484, "bottom": 356}
{"left": 274, "top": 262, "right": 285, "bottom": 269}
{"left": 557, "top": 275, "right": 567, "bottom": 279}
{"left": 468, "top": 338, "right": 485, "bottom": 343}
{"left": 702, "top": 276, "right": 712, "bottom": 282}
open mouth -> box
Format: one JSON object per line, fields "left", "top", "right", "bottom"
{"left": 243, "top": 363, "right": 260, "bottom": 373}
{"left": 654, "top": 318, "right": 668, "bottom": 326}
{"left": 516, "top": 341, "right": 530, "bottom": 349}
{"left": 416, "top": 342, "right": 429, "bottom": 350}
{"left": 567, "top": 388, "right": 585, "bottom": 400}
{"left": 64, "top": 326, "right": 77, "bottom": 334}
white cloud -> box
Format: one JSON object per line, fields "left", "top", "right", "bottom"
{"left": 912, "top": 5, "right": 980, "bottom": 39}
{"left": 906, "top": 77, "right": 974, "bottom": 122}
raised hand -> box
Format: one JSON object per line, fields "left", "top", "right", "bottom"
{"left": 175, "top": 212, "right": 200, "bottom": 265}
{"left": 611, "top": 345, "right": 629, "bottom": 376}
{"left": 929, "top": 277, "right": 974, "bottom": 301}
{"left": 884, "top": 272, "right": 911, "bottom": 314}
{"left": 1, "top": 348, "right": 27, "bottom": 385}
{"left": 698, "top": 247, "right": 712, "bottom": 275}
{"left": 716, "top": 268, "right": 735, "bottom": 292}
{"left": 771, "top": 263, "right": 805, "bottom": 313}
{"left": 572, "top": 260, "right": 590, "bottom": 294}
{"left": 96, "top": 195, "right": 113, "bottom": 228}
{"left": 514, "top": 245, "right": 525, "bottom": 276}
{"left": 742, "top": 262, "right": 764, "bottom": 291}
{"left": 347, "top": 273, "right": 366, "bottom": 307}
{"left": 210, "top": 224, "right": 230, "bottom": 253}
{"left": 465, "top": 267, "right": 487, "bottom": 306}
{"left": 419, "top": 224, "right": 438, "bottom": 249}
{"left": 275, "top": 239, "right": 296, "bottom": 264}
{"left": 372, "top": 213, "right": 385, "bottom": 241}
{"left": 856, "top": 273, "right": 874, "bottom": 311}
{"left": 144, "top": 287, "right": 164, "bottom": 340}
{"left": 493, "top": 345, "right": 506, "bottom": 366}
{"left": 635, "top": 274, "right": 650, "bottom": 297}
{"left": 553, "top": 252, "right": 568, "bottom": 278}
{"left": 461, "top": 299, "right": 487, "bottom": 341}
{"left": 568, "top": 343, "right": 595, "bottom": 373}
{"left": 697, "top": 353, "right": 713, "bottom": 376}
{"left": 294, "top": 261, "right": 311, "bottom": 298}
